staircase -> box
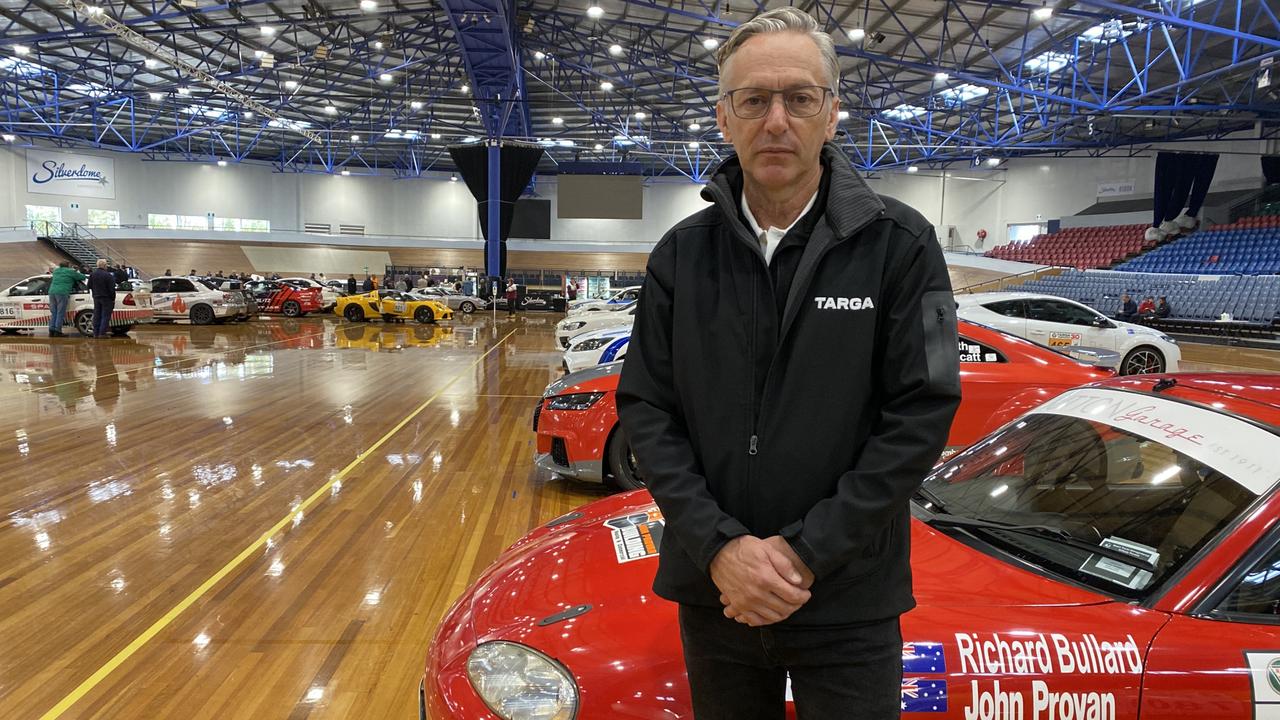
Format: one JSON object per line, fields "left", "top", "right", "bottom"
{"left": 35, "top": 221, "right": 135, "bottom": 274}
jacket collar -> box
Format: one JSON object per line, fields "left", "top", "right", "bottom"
{"left": 700, "top": 142, "right": 884, "bottom": 241}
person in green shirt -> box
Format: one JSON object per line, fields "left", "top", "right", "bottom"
{"left": 48, "top": 261, "right": 86, "bottom": 337}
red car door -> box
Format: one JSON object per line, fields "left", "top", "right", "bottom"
{"left": 1141, "top": 535, "right": 1280, "bottom": 719}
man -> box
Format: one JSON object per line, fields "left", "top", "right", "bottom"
{"left": 111, "top": 263, "right": 129, "bottom": 286}
{"left": 505, "top": 278, "right": 518, "bottom": 316}
{"left": 417, "top": 274, "right": 430, "bottom": 289}
{"left": 164, "top": 268, "right": 173, "bottom": 276}
{"left": 1156, "top": 296, "right": 1172, "bottom": 318}
{"left": 362, "top": 275, "right": 374, "bottom": 293}
{"left": 47, "top": 261, "right": 85, "bottom": 337}
{"left": 616, "top": 9, "right": 961, "bottom": 719}
{"left": 347, "top": 274, "right": 359, "bottom": 294}
{"left": 88, "top": 259, "right": 117, "bottom": 338}
{"left": 1117, "top": 293, "right": 1138, "bottom": 320}
{"left": 1137, "top": 295, "right": 1156, "bottom": 317}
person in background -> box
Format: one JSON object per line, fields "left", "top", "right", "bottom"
{"left": 362, "top": 275, "right": 374, "bottom": 292}
{"left": 164, "top": 268, "right": 172, "bottom": 276}
{"left": 189, "top": 269, "right": 197, "bottom": 276}
{"left": 47, "top": 261, "right": 85, "bottom": 337}
{"left": 347, "top": 274, "right": 359, "bottom": 294}
{"left": 395, "top": 276, "right": 409, "bottom": 292}
{"left": 1117, "top": 293, "right": 1138, "bottom": 321}
{"left": 310, "top": 273, "right": 317, "bottom": 281}
{"left": 1156, "top": 296, "right": 1172, "bottom": 318}
{"left": 1137, "top": 295, "right": 1156, "bottom": 318}
{"left": 505, "top": 278, "right": 518, "bottom": 316}
{"left": 88, "top": 259, "right": 117, "bottom": 338}
{"left": 454, "top": 281, "right": 462, "bottom": 293}
{"left": 567, "top": 281, "right": 578, "bottom": 302}
{"left": 111, "top": 262, "right": 129, "bottom": 286}
{"left": 417, "top": 274, "right": 430, "bottom": 289}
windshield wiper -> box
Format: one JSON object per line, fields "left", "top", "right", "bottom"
{"left": 912, "top": 488, "right": 948, "bottom": 514}
{"left": 925, "top": 513, "right": 1156, "bottom": 572}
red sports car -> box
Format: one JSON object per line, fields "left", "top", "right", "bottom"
{"left": 535, "top": 320, "right": 1116, "bottom": 492}
{"left": 426, "top": 373, "right": 1280, "bottom": 720}
{"left": 244, "top": 280, "right": 323, "bottom": 317}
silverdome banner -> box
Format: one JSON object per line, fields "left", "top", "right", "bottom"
{"left": 26, "top": 148, "right": 115, "bottom": 199}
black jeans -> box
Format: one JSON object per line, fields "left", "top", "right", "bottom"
{"left": 678, "top": 604, "right": 902, "bottom": 720}
{"left": 93, "top": 297, "right": 114, "bottom": 336}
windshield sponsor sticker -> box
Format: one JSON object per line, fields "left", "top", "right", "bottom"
{"left": 1032, "top": 388, "right": 1278, "bottom": 495}
{"left": 957, "top": 632, "right": 1141, "bottom": 720}
{"left": 604, "top": 509, "right": 664, "bottom": 564}
{"left": 1078, "top": 537, "right": 1159, "bottom": 590}
{"left": 1246, "top": 652, "right": 1280, "bottom": 720}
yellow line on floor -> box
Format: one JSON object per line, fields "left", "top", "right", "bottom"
{"left": 36, "top": 327, "right": 519, "bottom": 720}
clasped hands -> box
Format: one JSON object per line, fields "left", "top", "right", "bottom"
{"left": 710, "top": 535, "right": 814, "bottom": 627}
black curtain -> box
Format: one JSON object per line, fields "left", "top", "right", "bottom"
{"left": 1263, "top": 155, "right": 1280, "bottom": 185}
{"left": 448, "top": 143, "right": 544, "bottom": 278}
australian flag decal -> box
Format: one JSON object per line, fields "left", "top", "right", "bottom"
{"left": 901, "top": 678, "right": 948, "bottom": 713}
{"left": 902, "top": 642, "right": 946, "bottom": 673}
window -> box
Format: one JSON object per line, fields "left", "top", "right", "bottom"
{"left": 214, "top": 217, "right": 241, "bottom": 232}
{"left": 1007, "top": 223, "right": 1046, "bottom": 244}
{"left": 1027, "top": 299, "right": 1099, "bottom": 326}
{"left": 25, "top": 205, "right": 61, "bottom": 234}
{"left": 240, "top": 218, "right": 270, "bottom": 233}
{"left": 171, "top": 279, "right": 196, "bottom": 293}
{"left": 86, "top": 209, "right": 120, "bottom": 228}
{"left": 1218, "top": 542, "right": 1280, "bottom": 618}
{"left": 151, "top": 279, "right": 172, "bottom": 293}
{"left": 148, "top": 214, "right": 177, "bottom": 230}
{"left": 177, "top": 215, "right": 208, "bottom": 231}
{"left": 10, "top": 277, "right": 51, "bottom": 296}
{"left": 983, "top": 300, "right": 1025, "bottom": 318}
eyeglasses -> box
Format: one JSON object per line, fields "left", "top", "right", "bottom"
{"left": 720, "top": 86, "right": 833, "bottom": 119}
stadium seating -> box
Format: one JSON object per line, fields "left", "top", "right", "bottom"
{"left": 986, "top": 224, "right": 1152, "bottom": 269}
{"left": 1015, "top": 269, "right": 1280, "bottom": 325}
{"left": 1116, "top": 213, "right": 1280, "bottom": 275}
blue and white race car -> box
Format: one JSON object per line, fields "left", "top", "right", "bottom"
{"left": 554, "top": 302, "right": 636, "bottom": 349}
{"left": 561, "top": 325, "right": 631, "bottom": 373}
{"left": 566, "top": 286, "right": 641, "bottom": 315}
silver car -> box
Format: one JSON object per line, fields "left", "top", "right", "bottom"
{"left": 409, "top": 287, "right": 488, "bottom": 314}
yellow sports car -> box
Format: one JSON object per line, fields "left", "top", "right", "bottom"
{"left": 334, "top": 290, "right": 453, "bottom": 324}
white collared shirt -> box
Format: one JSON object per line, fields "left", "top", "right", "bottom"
{"left": 740, "top": 189, "right": 819, "bottom": 266}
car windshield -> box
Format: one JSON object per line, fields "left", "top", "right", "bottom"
{"left": 919, "top": 388, "right": 1276, "bottom": 599}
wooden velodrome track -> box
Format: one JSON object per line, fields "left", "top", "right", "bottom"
{"left": 0, "top": 312, "right": 1276, "bottom": 719}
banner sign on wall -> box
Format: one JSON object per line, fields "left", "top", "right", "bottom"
{"left": 26, "top": 149, "right": 115, "bottom": 199}
{"left": 1096, "top": 179, "right": 1136, "bottom": 198}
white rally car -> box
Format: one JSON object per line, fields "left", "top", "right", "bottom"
{"left": 0, "top": 274, "right": 155, "bottom": 336}
{"left": 149, "top": 276, "right": 242, "bottom": 324}
{"left": 566, "top": 285, "right": 641, "bottom": 316}
{"left": 957, "top": 292, "right": 1181, "bottom": 375}
{"left": 555, "top": 302, "right": 636, "bottom": 349}
{"left": 280, "top": 277, "right": 339, "bottom": 311}
{"left": 562, "top": 325, "right": 632, "bottom": 374}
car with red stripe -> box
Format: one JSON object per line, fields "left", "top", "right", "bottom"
{"left": 426, "top": 372, "right": 1280, "bottom": 720}
{"left": 242, "top": 280, "right": 323, "bottom": 317}
{"left": 0, "top": 274, "right": 155, "bottom": 336}
{"left": 536, "top": 320, "right": 1116, "bottom": 492}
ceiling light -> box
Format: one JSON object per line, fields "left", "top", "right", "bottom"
{"left": 906, "top": 165, "right": 919, "bottom": 173}
{"left": 284, "top": 80, "right": 298, "bottom": 90}
{"left": 350, "top": 133, "right": 360, "bottom": 141}
{"left": 430, "top": 132, "right": 441, "bottom": 139}
{"left": 1033, "top": 5, "right": 1053, "bottom": 20}
{"left": 460, "top": 84, "right": 469, "bottom": 93}
{"left": 374, "top": 40, "right": 384, "bottom": 50}
{"left": 986, "top": 157, "right": 1001, "bottom": 167}
{"left": 586, "top": 5, "right": 604, "bottom": 19}
{"left": 2, "top": 134, "right": 16, "bottom": 142}
{"left": 217, "top": 160, "right": 227, "bottom": 167}
{"left": 934, "top": 71, "right": 949, "bottom": 82}
{"left": 608, "top": 43, "right": 623, "bottom": 56}
{"left": 702, "top": 37, "right": 719, "bottom": 50}
{"left": 450, "top": 174, "right": 458, "bottom": 182}
{"left": 551, "top": 116, "right": 563, "bottom": 125}
{"left": 837, "top": 110, "right": 849, "bottom": 120}
{"left": 149, "top": 91, "right": 162, "bottom": 100}
{"left": 243, "top": 111, "right": 254, "bottom": 119}
{"left": 324, "top": 105, "right": 337, "bottom": 114}
{"left": 688, "top": 122, "right": 701, "bottom": 131}
{"left": 144, "top": 58, "right": 160, "bottom": 69}
{"left": 534, "top": 51, "right": 545, "bottom": 60}
{"left": 341, "top": 169, "right": 351, "bottom": 176}
{"left": 177, "top": 87, "right": 191, "bottom": 95}
{"left": 260, "top": 25, "right": 275, "bottom": 36}
{"left": 847, "top": 28, "right": 866, "bottom": 42}
{"left": 13, "top": 45, "right": 31, "bottom": 56}
{"left": 600, "top": 80, "right": 614, "bottom": 91}
{"left": 380, "top": 72, "right": 393, "bottom": 82}
{"left": 687, "top": 141, "right": 699, "bottom": 149}
{"left": 84, "top": 5, "right": 104, "bottom": 15}
{"left": 593, "top": 143, "right": 603, "bottom": 150}
{"left": 254, "top": 50, "right": 266, "bottom": 58}
{"left": 410, "top": 100, "right": 423, "bottom": 110}
{"left": 634, "top": 111, "right": 646, "bottom": 120}
{"left": 360, "top": 0, "right": 377, "bottom": 9}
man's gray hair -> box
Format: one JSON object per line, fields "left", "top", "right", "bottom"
{"left": 96, "top": 259, "right": 108, "bottom": 268}
{"left": 715, "top": 7, "right": 840, "bottom": 99}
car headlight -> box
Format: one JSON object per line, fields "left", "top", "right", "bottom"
{"left": 546, "top": 392, "right": 604, "bottom": 411}
{"left": 1158, "top": 334, "right": 1177, "bottom": 345}
{"left": 571, "top": 337, "right": 610, "bottom": 352}
{"left": 561, "top": 321, "right": 586, "bottom": 331}
{"left": 466, "top": 641, "right": 577, "bottom": 720}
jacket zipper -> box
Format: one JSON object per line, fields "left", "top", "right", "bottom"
{"left": 748, "top": 255, "right": 760, "bottom": 456}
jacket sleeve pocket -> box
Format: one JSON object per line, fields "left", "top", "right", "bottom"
{"left": 921, "top": 290, "right": 961, "bottom": 396}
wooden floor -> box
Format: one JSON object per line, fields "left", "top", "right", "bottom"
{"left": 0, "top": 315, "right": 1277, "bottom": 720}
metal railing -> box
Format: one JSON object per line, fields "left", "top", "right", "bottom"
{"left": 954, "top": 266, "right": 1067, "bottom": 294}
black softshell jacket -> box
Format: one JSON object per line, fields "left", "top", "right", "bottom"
{"left": 616, "top": 143, "right": 962, "bottom": 626}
